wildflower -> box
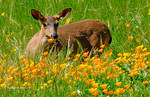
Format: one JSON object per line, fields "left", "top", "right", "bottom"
{"left": 13, "top": 49, "right": 17, "bottom": 52}
{"left": 22, "top": 82, "right": 27, "bottom": 87}
{"left": 82, "top": 52, "right": 89, "bottom": 57}
{"left": 135, "top": 45, "right": 144, "bottom": 52}
{"left": 72, "top": 91, "right": 76, "bottom": 96}
{"left": 116, "top": 82, "right": 122, "bottom": 87}
{"left": 40, "top": 86, "right": 44, "bottom": 89}
{"left": 25, "top": 77, "right": 29, "bottom": 82}
{"left": 92, "top": 82, "right": 98, "bottom": 88}
{"left": 88, "top": 88, "right": 95, "bottom": 93}
{"left": 107, "top": 90, "right": 113, "bottom": 95}
{"left": 85, "top": 80, "right": 90, "bottom": 86}
{"left": 100, "top": 44, "right": 105, "bottom": 49}
{"left": 77, "top": 90, "right": 81, "bottom": 94}
{"left": 93, "top": 89, "right": 98, "bottom": 96}
{"left": 48, "top": 39, "right": 54, "bottom": 44}
{"left": 6, "top": 37, "right": 9, "bottom": 42}
{"left": 0, "top": 78, "right": 2, "bottom": 83}
{"left": 103, "top": 89, "right": 108, "bottom": 94}
{"left": 43, "top": 51, "right": 48, "bottom": 56}
{"left": 98, "top": 48, "right": 103, "bottom": 53}
{"left": 8, "top": 77, "right": 13, "bottom": 81}
{"left": 60, "top": 63, "right": 67, "bottom": 70}
{"left": 126, "top": 24, "right": 131, "bottom": 28}
{"left": 141, "top": 63, "right": 146, "bottom": 69}
{"left": 143, "top": 81, "right": 148, "bottom": 85}
{"left": 143, "top": 48, "right": 147, "bottom": 52}
{"left": 43, "top": 83, "right": 48, "bottom": 87}
{"left": 10, "top": 21, "right": 13, "bottom": 24}
{"left": 128, "top": 35, "right": 133, "bottom": 40}
{"left": 130, "top": 88, "right": 134, "bottom": 93}
{"left": 136, "top": 39, "right": 140, "bottom": 43}
{"left": 20, "top": 55, "right": 24, "bottom": 59}
{"left": 27, "top": 83, "right": 31, "bottom": 87}
{"left": 124, "top": 84, "right": 130, "bottom": 89}
{"left": 47, "top": 80, "right": 52, "bottom": 84}
{"left": 65, "top": 18, "right": 71, "bottom": 24}
{"left": 73, "top": 59, "right": 77, "bottom": 62}
{"left": 30, "top": 26, "right": 33, "bottom": 30}
{"left": 148, "top": 9, "right": 150, "bottom": 15}
{"left": 1, "top": 12, "right": 5, "bottom": 16}
{"left": 0, "top": 82, "right": 6, "bottom": 88}
{"left": 100, "top": 84, "right": 107, "bottom": 89}
{"left": 75, "top": 54, "right": 80, "bottom": 58}
{"left": 67, "top": 57, "right": 71, "bottom": 61}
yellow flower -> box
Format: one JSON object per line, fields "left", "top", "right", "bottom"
{"left": 88, "top": 88, "right": 95, "bottom": 94}
{"left": 43, "top": 51, "right": 48, "bottom": 56}
{"left": 30, "top": 26, "right": 33, "bottom": 30}
{"left": 72, "top": 91, "right": 76, "bottom": 96}
{"left": 48, "top": 39, "right": 54, "bottom": 44}
{"left": 6, "top": 37, "right": 9, "bottom": 42}
{"left": 82, "top": 52, "right": 89, "bottom": 57}
{"left": 25, "top": 77, "right": 29, "bottom": 82}
{"left": 75, "top": 54, "right": 80, "bottom": 58}
{"left": 116, "top": 82, "right": 122, "bottom": 87}
{"left": 100, "top": 44, "right": 105, "bottom": 49}
{"left": 124, "top": 84, "right": 130, "bottom": 89}
{"left": 100, "top": 84, "right": 107, "bottom": 89}
{"left": 148, "top": 12, "right": 150, "bottom": 15}
{"left": 1, "top": 12, "right": 5, "bottom": 16}
{"left": 103, "top": 89, "right": 108, "bottom": 94}
{"left": 126, "top": 24, "right": 131, "bottom": 28}
{"left": 13, "top": 49, "right": 17, "bottom": 52}
{"left": 98, "top": 48, "right": 103, "bottom": 53}
{"left": 20, "top": 55, "right": 24, "bottom": 59}
{"left": 65, "top": 18, "right": 71, "bottom": 24}
{"left": 136, "top": 39, "right": 140, "bottom": 43}
{"left": 0, "top": 78, "right": 2, "bottom": 83}
{"left": 67, "top": 57, "right": 71, "bottom": 61}
{"left": 128, "top": 35, "right": 133, "bottom": 40}
{"left": 43, "top": 83, "right": 48, "bottom": 87}
{"left": 0, "top": 82, "right": 6, "bottom": 88}
{"left": 8, "top": 77, "right": 13, "bottom": 81}
{"left": 143, "top": 81, "right": 148, "bottom": 85}
{"left": 73, "top": 59, "right": 77, "bottom": 62}
{"left": 60, "top": 63, "right": 66, "bottom": 70}
{"left": 47, "top": 80, "right": 52, "bottom": 84}
{"left": 92, "top": 82, "right": 98, "bottom": 88}
{"left": 107, "top": 90, "right": 113, "bottom": 95}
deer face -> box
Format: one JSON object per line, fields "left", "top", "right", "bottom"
{"left": 31, "top": 8, "right": 71, "bottom": 39}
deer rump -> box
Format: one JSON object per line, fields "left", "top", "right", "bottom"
{"left": 53, "top": 19, "right": 111, "bottom": 53}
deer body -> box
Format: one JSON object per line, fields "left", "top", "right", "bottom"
{"left": 26, "top": 8, "right": 112, "bottom": 56}
{"left": 57, "top": 19, "right": 111, "bottom": 53}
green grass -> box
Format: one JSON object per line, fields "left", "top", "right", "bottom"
{"left": 0, "top": 0, "right": 150, "bottom": 97}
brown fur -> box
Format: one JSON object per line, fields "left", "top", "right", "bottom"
{"left": 26, "top": 8, "right": 111, "bottom": 56}
{"left": 57, "top": 19, "right": 111, "bottom": 53}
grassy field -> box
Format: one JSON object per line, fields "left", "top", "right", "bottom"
{"left": 0, "top": 0, "right": 150, "bottom": 97}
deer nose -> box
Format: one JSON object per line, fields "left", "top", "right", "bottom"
{"left": 52, "top": 35, "right": 58, "bottom": 39}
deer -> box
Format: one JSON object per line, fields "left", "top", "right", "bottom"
{"left": 26, "top": 8, "right": 112, "bottom": 56}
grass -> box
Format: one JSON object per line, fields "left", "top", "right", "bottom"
{"left": 0, "top": 0, "right": 150, "bottom": 97}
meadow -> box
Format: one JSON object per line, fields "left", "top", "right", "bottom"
{"left": 0, "top": 0, "right": 150, "bottom": 97}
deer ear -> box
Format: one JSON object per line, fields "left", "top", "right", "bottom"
{"left": 31, "top": 9, "right": 45, "bottom": 21}
{"left": 55, "top": 8, "right": 72, "bottom": 20}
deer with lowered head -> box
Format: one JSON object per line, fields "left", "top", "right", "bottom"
{"left": 26, "top": 8, "right": 112, "bottom": 56}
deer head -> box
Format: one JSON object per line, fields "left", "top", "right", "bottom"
{"left": 31, "top": 8, "right": 72, "bottom": 39}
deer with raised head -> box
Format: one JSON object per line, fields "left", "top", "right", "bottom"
{"left": 26, "top": 8, "right": 112, "bottom": 56}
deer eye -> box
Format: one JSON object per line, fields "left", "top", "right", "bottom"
{"left": 43, "top": 23, "right": 47, "bottom": 27}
